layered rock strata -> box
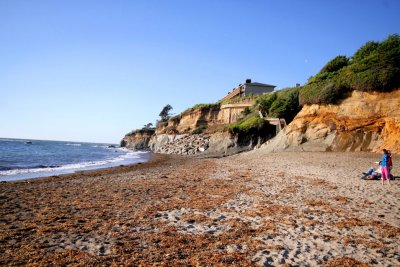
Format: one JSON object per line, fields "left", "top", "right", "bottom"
{"left": 262, "top": 90, "right": 400, "bottom": 154}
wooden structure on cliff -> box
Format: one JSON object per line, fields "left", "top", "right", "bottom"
{"left": 258, "top": 110, "right": 287, "bottom": 134}
{"left": 265, "top": 118, "right": 287, "bottom": 134}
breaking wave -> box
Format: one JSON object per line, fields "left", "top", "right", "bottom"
{"left": 0, "top": 151, "right": 148, "bottom": 177}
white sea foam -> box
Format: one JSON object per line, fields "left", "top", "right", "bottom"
{"left": 65, "top": 143, "right": 82, "bottom": 146}
{"left": 0, "top": 150, "right": 148, "bottom": 177}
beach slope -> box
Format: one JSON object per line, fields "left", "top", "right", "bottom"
{"left": 1, "top": 152, "right": 399, "bottom": 266}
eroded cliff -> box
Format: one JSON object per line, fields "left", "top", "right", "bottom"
{"left": 120, "top": 129, "right": 155, "bottom": 150}
{"left": 262, "top": 90, "right": 400, "bottom": 154}
{"left": 147, "top": 102, "right": 262, "bottom": 155}
{"left": 156, "top": 102, "right": 254, "bottom": 135}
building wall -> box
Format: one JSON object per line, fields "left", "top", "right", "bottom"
{"left": 219, "top": 102, "right": 254, "bottom": 124}
{"left": 244, "top": 84, "right": 274, "bottom": 96}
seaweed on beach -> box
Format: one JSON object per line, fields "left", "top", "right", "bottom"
{"left": 309, "top": 178, "right": 338, "bottom": 190}
{"left": 370, "top": 220, "right": 400, "bottom": 238}
{"left": 334, "top": 217, "right": 368, "bottom": 229}
{"left": 323, "top": 256, "right": 370, "bottom": 267}
{"left": 1, "top": 152, "right": 399, "bottom": 266}
{"left": 332, "top": 195, "right": 350, "bottom": 203}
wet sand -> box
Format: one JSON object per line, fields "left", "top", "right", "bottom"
{"left": 0, "top": 151, "right": 399, "bottom": 266}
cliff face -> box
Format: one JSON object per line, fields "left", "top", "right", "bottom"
{"left": 156, "top": 107, "right": 221, "bottom": 134}
{"left": 173, "top": 106, "right": 221, "bottom": 133}
{"left": 121, "top": 103, "right": 255, "bottom": 154}
{"left": 262, "top": 90, "right": 400, "bottom": 154}
{"left": 120, "top": 130, "right": 155, "bottom": 150}
{"left": 156, "top": 102, "right": 254, "bottom": 134}
{"left": 149, "top": 100, "right": 270, "bottom": 156}
{"left": 122, "top": 90, "right": 400, "bottom": 155}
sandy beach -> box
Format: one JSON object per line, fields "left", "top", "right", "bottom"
{"left": 1, "top": 151, "right": 399, "bottom": 266}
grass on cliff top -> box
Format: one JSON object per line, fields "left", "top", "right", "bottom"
{"left": 125, "top": 128, "right": 156, "bottom": 136}
{"left": 300, "top": 34, "right": 400, "bottom": 105}
{"left": 219, "top": 95, "right": 257, "bottom": 105}
{"left": 181, "top": 103, "right": 221, "bottom": 115}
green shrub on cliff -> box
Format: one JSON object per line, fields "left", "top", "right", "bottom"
{"left": 300, "top": 34, "right": 400, "bottom": 105}
{"left": 300, "top": 55, "right": 350, "bottom": 105}
{"left": 352, "top": 41, "right": 379, "bottom": 62}
{"left": 125, "top": 128, "right": 155, "bottom": 136}
{"left": 299, "top": 77, "right": 348, "bottom": 105}
{"left": 347, "top": 34, "right": 400, "bottom": 91}
{"left": 320, "top": 55, "right": 349, "bottom": 73}
{"left": 257, "top": 87, "right": 301, "bottom": 123}
{"left": 229, "top": 114, "right": 265, "bottom": 134}
{"left": 257, "top": 92, "right": 277, "bottom": 112}
{"left": 269, "top": 87, "right": 301, "bottom": 121}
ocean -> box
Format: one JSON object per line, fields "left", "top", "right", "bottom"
{"left": 0, "top": 138, "right": 149, "bottom": 182}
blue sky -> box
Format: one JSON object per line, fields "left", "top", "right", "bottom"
{"left": 1, "top": 0, "right": 399, "bottom": 143}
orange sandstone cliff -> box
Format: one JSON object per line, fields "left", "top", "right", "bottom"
{"left": 122, "top": 90, "right": 399, "bottom": 155}
{"left": 261, "top": 90, "right": 400, "bottom": 154}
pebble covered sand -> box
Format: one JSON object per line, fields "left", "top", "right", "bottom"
{"left": 0, "top": 151, "right": 399, "bottom": 266}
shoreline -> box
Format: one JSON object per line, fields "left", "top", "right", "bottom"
{"left": 0, "top": 150, "right": 151, "bottom": 183}
{"left": 0, "top": 151, "right": 399, "bottom": 265}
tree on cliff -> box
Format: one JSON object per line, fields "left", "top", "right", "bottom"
{"left": 159, "top": 104, "right": 173, "bottom": 121}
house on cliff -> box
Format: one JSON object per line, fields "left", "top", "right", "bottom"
{"left": 218, "top": 79, "right": 276, "bottom": 123}
{"left": 221, "top": 79, "right": 276, "bottom": 101}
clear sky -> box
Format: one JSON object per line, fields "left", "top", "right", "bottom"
{"left": 1, "top": 0, "right": 399, "bottom": 143}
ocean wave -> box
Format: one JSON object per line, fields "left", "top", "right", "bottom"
{"left": 0, "top": 151, "right": 147, "bottom": 176}
{"left": 0, "top": 164, "right": 61, "bottom": 171}
{"left": 65, "top": 143, "right": 82, "bottom": 146}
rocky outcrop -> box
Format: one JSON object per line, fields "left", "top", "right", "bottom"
{"left": 120, "top": 129, "right": 155, "bottom": 150}
{"left": 149, "top": 130, "right": 271, "bottom": 157}
{"left": 261, "top": 90, "right": 400, "bottom": 154}
{"left": 149, "top": 132, "right": 238, "bottom": 156}
{"left": 149, "top": 134, "right": 210, "bottom": 155}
